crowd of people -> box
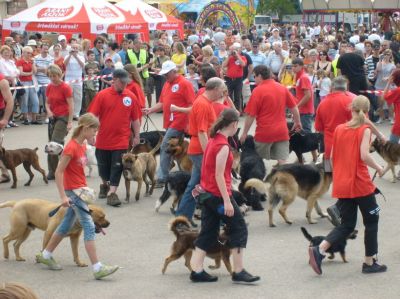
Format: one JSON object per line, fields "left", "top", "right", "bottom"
{"left": 0, "top": 20, "right": 399, "bottom": 285}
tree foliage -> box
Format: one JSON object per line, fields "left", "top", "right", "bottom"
{"left": 257, "top": 0, "right": 299, "bottom": 18}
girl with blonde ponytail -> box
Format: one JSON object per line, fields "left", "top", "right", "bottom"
{"left": 308, "top": 95, "right": 387, "bottom": 276}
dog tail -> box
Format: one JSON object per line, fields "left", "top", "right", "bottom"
{"left": 269, "top": 191, "right": 281, "bottom": 208}
{"left": 169, "top": 216, "right": 191, "bottom": 237}
{"left": 265, "top": 168, "right": 278, "bottom": 183}
{"left": 34, "top": 147, "right": 39, "bottom": 152}
{"left": 244, "top": 178, "right": 267, "bottom": 194}
{"left": 0, "top": 201, "right": 17, "bottom": 209}
{"left": 300, "top": 227, "right": 313, "bottom": 242}
{"left": 150, "top": 136, "right": 163, "bottom": 156}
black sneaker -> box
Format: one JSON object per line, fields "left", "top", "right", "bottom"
{"left": 107, "top": 193, "right": 121, "bottom": 207}
{"left": 362, "top": 260, "right": 387, "bottom": 274}
{"left": 327, "top": 204, "right": 341, "bottom": 227}
{"left": 47, "top": 173, "right": 55, "bottom": 181}
{"left": 190, "top": 270, "right": 218, "bottom": 282}
{"left": 99, "top": 184, "right": 110, "bottom": 199}
{"left": 232, "top": 269, "right": 260, "bottom": 284}
{"left": 308, "top": 246, "right": 325, "bottom": 275}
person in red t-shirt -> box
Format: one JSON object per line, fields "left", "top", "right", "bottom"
{"left": 45, "top": 64, "right": 74, "bottom": 180}
{"left": 222, "top": 43, "right": 246, "bottom": 112}
{"left": 0, "top": 73, "right": 14, "bottom": 183}
{"left": 383, "top": 70, "right": 400, "bottom": 144}
{"left": 190, "top": 108, "right": 260, "bottom": 284}
{"left": 308, "top": 96, "right": 387, "bottom": 276}
{"left": 240, "top": 65, "right": 301, "bottom": 165}
{"left": 124, "top": 64, "right": 146, "bottom": 108}
{"left": 143, "top": 61, "right": 195, "bottom": 185}
{"left": 36, "top": 113, "right": 119, "bottom": 280}
{"left": 88, "top": 69, "right": 141, "bottom": 207}
{"left": 174, "top": 77, "right": 223, "bottom": 225}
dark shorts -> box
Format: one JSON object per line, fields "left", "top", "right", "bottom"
{"left": 95, "top": 149, "right": 126, "bottom": 186}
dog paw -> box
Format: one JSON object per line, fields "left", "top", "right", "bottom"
{"left": 269, "top": 223, "right": 276, "bottom": 228}
{"left": 16, "top": 257, "right": 26, "bottom": 262}
{"left": 308, "top": 218, "right": 318, "bottom": 224}
{"left": 285, "top": 220, "right": 293, "bottom": 225}
{"left": 391, "top": 178, "right": 396, "bottom": 183}
{"left": 76, "top": 262, "right": 88, "bottom": 267}
{"left": 11, "top": 185, "right": 16, "bottom": 189}
{"left": 319, "top": 212, "right": 329, "bottom": 218}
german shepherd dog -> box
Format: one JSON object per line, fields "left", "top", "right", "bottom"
{"left": 162, "top": 216, "right": 232, "bottom": 274}
{"left": 166, "top": 136, "right": 193, "bottom": 172}
{"left": 256, "top": 163, "right": 332, "bottom": 227}
{"left": 370, "top": 138, "right": 400, "bottom": 183}
{"left": 301, "top": 227, "right": 358, "bottom": 263}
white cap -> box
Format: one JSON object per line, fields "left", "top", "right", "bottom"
{"left": 272, "top": 28, "right": 279, "bottom": 32}
{"left": 27, "top": 39, "right": 37, "bottom": 46}
{"left": 371, "top": 28, "right": 377, "bottom": 32}
{"left": 159, "top": 61, "right": 177, "bottom": 75}
{"left": 58, "top": 34, "right": 67, "bottom": 42}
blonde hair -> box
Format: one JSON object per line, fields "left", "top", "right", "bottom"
{"left": 22, "top": 46, "right": 33, "bottom": 54}
{"left": 174, "top": 42, "right": 185, "bottom": 54}
{"left": 0, "top": 45, "right": 11, "bottom": 55}
{"left": 317, "top": 69, "right": 326, "bottom": 78}
{"left": 124, "top": 64, "right": 143, "bottom": 90}
{"left": 72, "top": 113, "right": 99, "bottom": 139}
{"left": 46, "top": 64, "right": 63, "bottom": 77}
{"left": 0, "top": 282, "right": 39, "bottom": 299}
{"left": 202, "top": 45, "right": 213, "bottom": 57}
{"left": 81, "top": 39, "right": 91, "bottom": 51}
{"left": 347, "top": 95, "right": 370, "bottom": 128}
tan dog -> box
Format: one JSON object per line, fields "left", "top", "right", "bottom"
{"left": 166, "top": 136, "right": 192, "bottom": 172}
{"left": 0, "top": 146, "right": 48, "bottom": 189}
{"left": 370, "top": 138, "right": 400, "bottom": 183}
{"left": 122, "top": 139, "right": 161, "bottom": 202}
{"left": 1, "top": 199, "right": 109, "bottom": 267}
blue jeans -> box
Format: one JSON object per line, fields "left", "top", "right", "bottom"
{"left": 175, "top": 154, "right": 203, "bottom": 220}
{"left": 156, "top": 128, "right": 185, "bottom": 182}
{"left": 389, "top": 134, "right": 400, "bottom": 144}
{"left": 55, "top": 190, "right": 95, "bottom": 241}
{"left": 300, "top": 113, "right": 313, "bottom": 134}
{"left": 20, "top": 81, "right": 39, "bottom": 113}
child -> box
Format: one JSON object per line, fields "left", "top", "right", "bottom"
{"left": 317, "top": 69, "right": 331, "bottom": 102}
{"left": 85, "top": 50, "right": 100, "bottom": 75}
{"left": 36, "top": 113, "right": 119, "bottom": 280}
{"left": 83, "top": 65, "right": 99, "bottom": 113}
{"left": 186, "top": 64, "right": 199, "bottom": 93}
{"left": 100, "top": 58, "right": 114, "bottom": 89}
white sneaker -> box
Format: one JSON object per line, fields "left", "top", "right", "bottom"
{"left": 375, "top": 118, "right": 382, "bottom": 124}
{"left": 45, "top": 118, "right": 49, "bottom": 124}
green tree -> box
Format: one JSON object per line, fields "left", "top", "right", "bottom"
{"left": 257, "top": 0, "right": 298, "bottom": 19}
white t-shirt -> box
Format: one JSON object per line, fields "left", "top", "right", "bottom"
{"left": 65, "top": 54, "right": 84, "bottom": 83}
{"left": 319, "top": 77, "right": 331, "bottom": 97}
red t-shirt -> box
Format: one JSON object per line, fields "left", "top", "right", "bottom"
{"left": 16, "top": 59, "right": 33, "bottom": 81}
{"left": 200, "top": 133, "right": 233, "bottom": 197}
{"left": 332, "top": 124, "right": 376, "bottom": 198}
{"left": 188, "top": 94, "right": 217, "bottom": 155}
{"left": 226, "top": 55, "right": 246, "bottom": 79}
{"left": 160, "top": 75, "right": 195, "bottom": 131}
{"left": 88, "top": 87, "right": 141, "bottom": 150}
{"left": 126, "top": 80, "right": 145, "bottom": 108}
{"left": 295, "top": 69, "right": 314, "bottom": 114}
{"left": 315, "top": 91, "right": 355, "bottom": 159}
{"left": 46, "top": 82, "right": 73, "bottom": 117}
{"left": 54, "top": 57, "right": 66, "bottom": 73}
{"left": 63, "top": 139, "right": 87, "bottom": 190}
{"left": 0, "top": 74, "right": 6, "bottom": 110}
{"left": 245, "top": 79, "right": 297, "bottom": 143}
{"left": 212, "top": 101, "right": 230, "bottom": 117}
{"left": 384, "top": 87, "right": 400, "bottom": 135}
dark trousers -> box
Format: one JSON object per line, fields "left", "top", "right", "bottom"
{"left": 226, "top": 77, "right": 243, "bottom": 111}
{"left": 153, "top": 75, "right": 166, "bottom": 103}
{"left": 95, "top": 149, "right": 126, "bottom": 187}
{"left": 348, "top": 76, "right": 368, "bottom": 96}
{"left": 47, "top": 116, "right": 68, "bottom": 176}
{"left": 325, "top": 193, "right": 379, "bottom": 257}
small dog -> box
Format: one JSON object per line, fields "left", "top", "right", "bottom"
{"left": 0, "top": 146, "right": 48, "bottom": 189}
{"left": 1, "top": 199, "right": 109, "bottom": 266}
{"left": 251, "top": 163, "right": 332, "bottom": 227}
{"left": 155, "top": 171, "right": 191, "bottom": 213}
{"left": 166, "top": 136, "right": 192, "bottom": 172}
{"left": 301, "top": 227, "right": 358, "bottom": 263}
{"left": 122, "top": 139, "right": 161, "bottom": 202}
{"left": 44, "top": 141, "right": 64, "bottom": 155}
{"left": 370, "top": 138, "right": 400, "bottom": 183}
{"left": 162, "top": 216, "right": 232, "bottom": 274}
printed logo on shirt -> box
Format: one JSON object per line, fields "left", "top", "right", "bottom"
{"left": 123, "top": 97, "right": 132, "bottom": 107}
{"left": 171, "top": 84, "right": 179, "bottom": 93}
{"left": 79, "top": 155, "right": 88, "bottom": 167}
{"left": 235, "top": 60, "right": 240, "bottom": 65}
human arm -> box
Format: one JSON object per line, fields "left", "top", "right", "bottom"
{"left": 297, "top": 89, "right": 311, "bottom": 108}
{"left": 66, "top": 96, "right": 74, "bottom": 131}
{"left": 215, "top": 145, "right": 234, "bottom": 217}
{"left": 131, "top": 119, "right": 140, "bottom": 147}
{"left": 198, "top": 131, "right": 208, "bottom": 153}
{"left": 246, "top": 64, "right": 253, "bottom": 81}
{"left": 0, "top": 79, "right": 14, "bottom": 128}
{"left": 360, "top": 128, "right": 384, "bottom": 176}
{"left": 239, "top": 115, "right": 255, "bottom": 144}
{"left": 170, "top": 104, "right": 192, "bottom": 113}
{"left": 364, "top": 118, "right": 386, "bottom": 142}
{"left": 143, "top": 102, "right": 163, "bottom": 115}
{"left": 55, "top": 155, "right": 72, "bottom": 207}
{"left": 289, "top": 105, "right": 302, "bottom": 131}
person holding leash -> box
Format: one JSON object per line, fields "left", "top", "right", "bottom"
{"left": 190, "top": 108, "right": 260, "bottom": 284}
{"left": 36, "top": 113, "right": 119, "bottom": 280}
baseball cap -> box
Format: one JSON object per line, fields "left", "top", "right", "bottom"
{"left": 27, "top": 40, "right": 37, "bottom": 46}
{"left": 58, "top": 35, "right": 67, "bottom": 42}
{"left": 112, "top": 69, "right": 130, "bottom": 83}
{"left": 159, "top": 61, "right": 177, "bottom": 75}
{"left": 371, "top": 28, "right": 377, "bottom": 32}
{"left": 272, "top": 28, "right": 279, "bottom": 32}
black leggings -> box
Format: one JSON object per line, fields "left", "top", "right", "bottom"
{"left": 226, "top": 77, "right": 243, "bottom": 111}
{"left": 95, "top": 149, "right": 126, "bottom": 187}
{"left": 325, "top": 193, "right": 380, "bottom": 257}
{"left": 195, "top": 194, "right": 248, "bottom": 251}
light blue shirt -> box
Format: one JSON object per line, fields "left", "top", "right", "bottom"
{"left": 248, "top": 51, "right": 267, "bottom": 81}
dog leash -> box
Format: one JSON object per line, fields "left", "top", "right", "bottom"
{"left": 48, "top": 202, "right": 91, "bottom": 217}
{"left": 143, "top": 115, "right": 163, "bottom": 136}
{"left": 371, "top": 170, "right": 387, "bottom": 202}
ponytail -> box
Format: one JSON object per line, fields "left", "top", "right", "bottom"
{"left": 210, "top": 108, "right": 239, "bottom": 138}
{"left": 347, "top": 95, "right": 369, "bottom": 128}
{"left": 71, "top": 113, "right": 99, "bottom": 139}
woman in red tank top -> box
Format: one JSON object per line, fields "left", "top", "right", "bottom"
{"left": 189, "top": 109, "right": 260, "bottom": 284}
{"left": 308, "top": 96, "right": 387, "bottom": 276}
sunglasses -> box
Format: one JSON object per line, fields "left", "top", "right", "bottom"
{"left": 319, "top": 53, "right": 327, "bottom": 56}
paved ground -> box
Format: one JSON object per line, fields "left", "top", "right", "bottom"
{"left": 0, "top": 115, "right": 399, "bottom": 299}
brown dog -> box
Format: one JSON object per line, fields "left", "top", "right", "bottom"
{"left": 1, "top": 199, "right": 109, "bottom": 267}
{"left": 370, "top": 138, "right": 400, "bottom": 183}
{"left": 122, "top": 139, "right": 161, "bottom": 202}
{"left": 162, "top": 216, "right": 232, "bottom": 275}
{"left": 0, "top": 146, "right": 48, "bottom": 189}
{"left": 166, "top": 136, "right": 192, "bottom": 172}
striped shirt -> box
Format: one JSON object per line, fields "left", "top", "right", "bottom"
{"left": 34, "top": 54, "right": 54, "bottom": 84}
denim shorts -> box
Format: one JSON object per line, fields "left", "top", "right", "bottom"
{"left": 300, "top": 113, "right": 313, "bottom": 134}
{"left": 55, "top": 190, "right": 95, "bottom": 241}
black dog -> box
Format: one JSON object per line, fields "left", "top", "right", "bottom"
{"left": 140, "top": 131, "right": 166, "bottom": 155}
{"left": 155, "top": 171, "right": 191, "bottom": 213}
{"left": 301, "top": 227, "right": 358, "bottom": 263}
{"left": 287, "top": 121, "right": 323, "bottom": 164}
{"left": 238, "top": 135, "right": 266, "bottom": 211}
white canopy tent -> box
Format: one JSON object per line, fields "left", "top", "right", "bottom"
{"left": 300, "top": 0, "right": 400, "bottom": 11}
